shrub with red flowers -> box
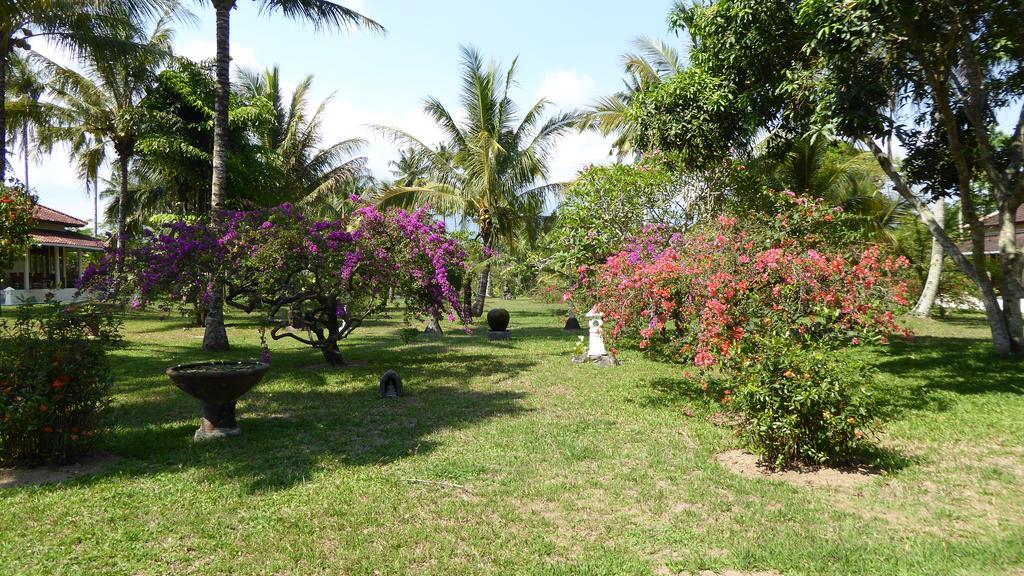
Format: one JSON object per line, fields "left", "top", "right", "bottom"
{"left": 577, "top": 191, "right": 911, "bottom": 467}
{"left": 81, "top": 201, "right": 468, "bottom": 366}
{"left": 0, "top": 180, "right": 36, "bottom": 268}
{"left": 0, "top": 303, "right": 120, "bottom": 465}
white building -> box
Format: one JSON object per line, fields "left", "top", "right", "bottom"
{"left": 2, "top": 204, "right": 105, "bottom": 305}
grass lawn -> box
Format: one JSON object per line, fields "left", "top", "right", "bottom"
{"left": 1, "top": 298, "right": 1022, "bottom": 575}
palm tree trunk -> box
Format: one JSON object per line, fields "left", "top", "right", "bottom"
{"left": 472, "top": 264, "right": 490, "bottom": 317}
{"left": 117, "top": 155, "right": 129, "bottom": 258}
{"left": 93, "top": 174, "right": 99, "bottom": 236}
{"left": 912, "top": 198, "right": 944, "bottom": 318}
{"left": 203, "top": 1, "right": 235, "bottom": 353}
{"left": 22, "top": 123, "right": 29, "bottom": 189}
{"left": 210, "top": 3, "right": 232, "bottom": 210}
{"left": 0, "top": 42, "right": 8, "bottom": 184}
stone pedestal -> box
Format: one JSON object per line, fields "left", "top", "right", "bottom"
{"left": 487, "top": 330, "right": 512, "bottom": 341}
{"left": 194, "top": 401, "right": 241, "bottom": 441}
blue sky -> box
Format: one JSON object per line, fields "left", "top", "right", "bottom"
{"left": 25, "top": 0, "right": 679, "bottom": 225}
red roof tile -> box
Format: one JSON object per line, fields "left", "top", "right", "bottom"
{"left": 30, "top": 229, "right": 106, "bottom": 251}
{"left": 31, "top": 204, "right": 88, "bottom": 227}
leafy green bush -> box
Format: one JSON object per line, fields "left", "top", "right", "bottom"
{"left": 731, "top": 338, "right": 878, "bottom": 469}
{"left": 0, "top": 303, "right": 120, "bottom": 465}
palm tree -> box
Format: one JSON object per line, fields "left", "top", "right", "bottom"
{"left": 376, "top": 46, "right": 580, "bottom": 316}
{"left": 578, "top": 36, "right": 682, "bottom": 158}
{"left": 388, "top": 146, "right": 432, "bottom": 187}
{"left": 761, "top": 135, "right": 906, "bottom": 241}
{"left": 0, "top": 0, "right": 176, "bottom": 181}
{"left": 43, "top": 12, "right": 176, "bottom": 257}
{"left": 199, "top": 0, "right": 383, "bottom": 352}
{"left": 5, "top": 53, "right": 49, "bottom": 189}
{"left": 237, "top": 66, "right": 368, "bottom": 206}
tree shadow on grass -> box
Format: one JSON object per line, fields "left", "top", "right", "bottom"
{"left": 869, "top": 336, "right": 1024, "bottom": 419}
{"left": 105, "top": 384, "right": 528, "bottom": 493}
{"left": 75, "top": 343, "right": 536, "bottom": 493}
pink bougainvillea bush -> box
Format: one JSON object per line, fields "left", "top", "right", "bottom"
{"left": 576, "top": 191, "right": 912, "bottom": 467}
{"left": 81, "top": 201, "right": 468, "bottom": 366}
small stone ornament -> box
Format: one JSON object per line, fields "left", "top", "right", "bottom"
{"left": 486, "top": 308, "right": 512, "bottom": 340}
{"left": 380, "top": 370, "right": 404, "bottom": 398}
{"left": 563, "top": 301, "right": 582, "bottom": 331}
{"left": 572, "top": 307, "right": 619, "bottom": 366}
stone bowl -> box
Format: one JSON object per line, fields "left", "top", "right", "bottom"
{"left": 487, "top": 308, "right": 510, "bottom": 332}
{"left": 166, "top": 360, "right": 269, "bottom": 404}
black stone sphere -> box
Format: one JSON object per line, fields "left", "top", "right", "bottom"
{"left": 487, "top": 308, "right": 510, "bottom": 332}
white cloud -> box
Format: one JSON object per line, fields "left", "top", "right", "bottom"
{"left": 175, "top": 39, "right": 261, "bottom": 72}
{"left": 317, "top": 96, "right": 450, "bottom": 180}
{"left": 547, "top": 131, "right": 618, "bottom": 184}
{"left": 536, "top": 71, "right": 596, "bottom": 108}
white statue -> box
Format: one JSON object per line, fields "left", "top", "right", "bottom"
{"left": 585, "top": 307, "right": 608, "bottom": 358}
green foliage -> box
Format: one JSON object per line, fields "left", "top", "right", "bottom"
{"left": 548, "top": 162, "right": 685, "bottom": 278}
{"left": 629, "top": 68, "right": 745, "bottom": 169}
{"left": 0, "top": 303, "right": 120, "bottom": 465}
{"left": 0, "top": 181, "right": 36, "bottom": 268}
{"left": 731, "top": 338, "right": 879, "bottom": 469}
{"left": 134, "top": 58, "right": 283, "bottom": 216}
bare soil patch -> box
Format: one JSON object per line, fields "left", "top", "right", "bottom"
{"left": 715, "top": 449, "right": 879, "bottom": 488}
{"left": 1, "top": 452, "right": 117, "bottom": 488}
{"left": 659, "top": 565, "right": 778, "bottom": 569}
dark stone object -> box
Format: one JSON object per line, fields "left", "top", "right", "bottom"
{"left": 380, "top": 370, "right": 404, "bottom": 398}
{"left": 487, "top": 330, "right": 512, "bottom": 341}
{"left": 564, "top": 316, "right": 582, "bottom": 331}
{"left": 487, "top": 308, "right": 510, "bottom": 332}
{"left": 166, "top": 360, "right": 269, "bottom": 440}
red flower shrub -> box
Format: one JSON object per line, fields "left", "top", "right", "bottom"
{"left": 575, "top": 191, "right": 912, "bottom": 467}
{"left": 0, "top": 181, "right": 36, "bottom": 268}
{"left": 579, "top": 191, "right": 911, "bottom": 368}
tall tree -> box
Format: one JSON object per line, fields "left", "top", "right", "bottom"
{"left": 237, "top": 65, "right": 368, "bottom": 206}
{"left": 4, "top": 53, "right": 48, "bottom": 188}
{"left": 376, "top": 46, "right": 580, "bottom": 316}
{"left": 199, "top": 0, "right": 383, "bottom": 352}
{"left": 0, "top": 0, "right": 175, "bottom": 182}
{"left": 633, "top": 0, "right": 1024, "bottom": 355}
{"left": 578, "top": 36, "right": 682, "bottom": 158}
{"left": 43, "top": 12, "right": 176, "bottom": 260}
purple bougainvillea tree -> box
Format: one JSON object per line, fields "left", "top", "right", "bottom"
{"left": 80, "top": 201, "right": 468, "bottom": 366}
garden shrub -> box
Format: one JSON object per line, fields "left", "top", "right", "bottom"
{"left": 0, "top": 303, "right": 120, "bottom": 465}
{"left": 731, "top": 338, "right": 878, "bottom": 468}
{"left": 578, "top": 190, "right": 910, "bottom": 468}
{"left": 0, "top": 181, "right": 36, "bottom": 268}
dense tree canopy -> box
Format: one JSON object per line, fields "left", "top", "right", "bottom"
{"left": 631, "top": 0, "right": 1024, "bottom": 354}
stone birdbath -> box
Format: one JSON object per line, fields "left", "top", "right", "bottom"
{"left": 165, "top": 360, "right": 269, "bottom": 441}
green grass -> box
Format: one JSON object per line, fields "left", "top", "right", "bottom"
{"left": 1, "top": 299, "right": 1022, "bottom": 575}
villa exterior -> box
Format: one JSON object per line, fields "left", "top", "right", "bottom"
{"left": 960, "top": 205, "right": 1024, "bottom": 257}
{"left": 1, "top": 204, "right": 105, "bottom": 305}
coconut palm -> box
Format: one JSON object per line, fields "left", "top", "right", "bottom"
{"left": 198, "top": 0, "right": 383, "bottom": 352}
{"left": 388, "top": 146, "right": 432, "bottom": 188}
{"left": 43, "top": 12, "right": 176, "bottom": 256}
{"left": 761, "top": 135, "right": 907, "bottom": 241}
{"left": 578, "top": 36, "right": 683, "bottom": 158}
{"left": 237, "top": 66, "right": 368, "bottom": 206}
{"left": 0, "top": 0, "right": 178, "bottom": 181}
{"left": 5, "top": 53, "right": 50, "bottom": 188}
{"left": 375, "top": 46, "right": 580, "bottom": 316}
